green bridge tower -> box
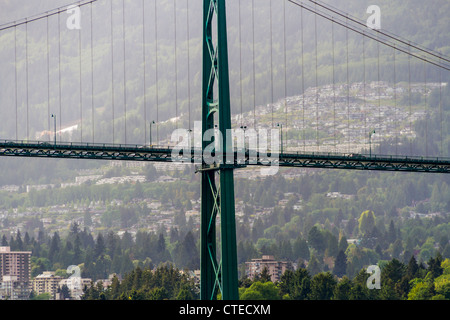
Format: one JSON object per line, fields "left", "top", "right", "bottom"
{"left": 200, "top": 0, "right": 239, "bottom": 300}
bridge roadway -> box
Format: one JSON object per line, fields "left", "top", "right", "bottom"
{"left": 1, "top": 139, "right": 450, "bottom": 173}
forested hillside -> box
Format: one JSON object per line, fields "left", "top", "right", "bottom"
{"left": 1, "top": 0, "right": 449, "bottom": 142}
{"left": 1, "top": 0, "right": 450, "bottom": 301}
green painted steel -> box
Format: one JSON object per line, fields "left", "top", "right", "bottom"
{"left": 200, "top": 0, "right": 239, "bottom": 300}
{"left": 2, "top": 140, "right": 450, "bottom": 173}
{"left": 216, "top": 0, "right": 239, "bottom": 300}
{"left": 200, "top": 0, "right": 218, "bottom": 301}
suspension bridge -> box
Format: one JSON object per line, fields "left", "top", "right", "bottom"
{"left": 0, "top": 0, "right": 450, "bottom": 300}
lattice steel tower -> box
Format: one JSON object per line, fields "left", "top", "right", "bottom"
{"left": 200, "top": 0, "right": 239, "bottom": 300}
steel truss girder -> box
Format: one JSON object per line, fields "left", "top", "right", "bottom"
{"left": 1, "top": 141, "right": 450, "bottom": 173}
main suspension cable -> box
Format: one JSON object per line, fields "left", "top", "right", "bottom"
{"left": 0, "top": 0, "right": 98, "bottom": 32}
{"left": 304, "top": 0, "right": 450, "bottom": 67}
{"left": 288, "top": 0, "right": 450, "bottom": 71}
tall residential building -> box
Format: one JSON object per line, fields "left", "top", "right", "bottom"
{"left": 0, "top": 246, "right": 32, "bottom": 299}
{"left": 33, "top": 272, "right": 63, "bottom": 299}
{"left": 245, "top": 255, "right": 292, "bottom": 283}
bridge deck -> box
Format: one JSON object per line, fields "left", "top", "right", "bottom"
{"left": 1, "top": 140, "right": 450, "bottom": 173}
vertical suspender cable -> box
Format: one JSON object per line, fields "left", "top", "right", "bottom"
{"left": 238, "top": 0, "right": 243, "bottom": 127}
{"left": 424, "top": 61, "right": 427, "bottom": 156}
{"left": 408, "top": 49, "right": 412, "bottom": 155}
{"left": 377, "top": 36, "right": 381, "bottom": 154}
{"left": 143, "top": 0, "right": 147, "bottom": 144}
{"left": 174, "top": 0, "right": 178, "bottom": 131}
{"left": 363, "top": 33, "right": 366, "bottom": 148}
{"left": 301, "top": 6, "right": 305, "bottom": 152}
{"left": 439, "top": 60, "right": 443, "bottom": 156}
{"left": 186, "top": 0, "right": 191, "bottom": 131}
{"left": 270, "top": 0, "right": 274, "bottom": 128}
{"left": 346, "top": 18, "right": 350, "bottom": 153}
{"left": 91, "top": 2, "right": 94, "bottom": 143}
{"left": 79, "top": 12, "right": 83, "bottom": 143}
{"left": 47, "top": 16, "right": 50, "bottom": 140}
{"left": 332, "top": 18, "right": 336, "bottom": 152}
{"left": 58, "top": 14, "right": 62, "bottom": 141}
{"left": 110, "top": 0, "right": 115, "bottom": 143}
{"left": 123, "top": 0, "right": 127, "bottom": 144}
{"left": 14, "top": 26, "right": 18, "bottom": 141}
{"left": 26, "top": 21, "right": 29, "bottom": 141}
{"left": 252, "top": 0, "right": 256, "bottom": 128}
{"left": 393, "top": 45, "right": 397, "bottom": 155}
{"left": 155, "top": 0, "right": 159, "bottom": 144}
{"left": 283, "top": 0, "right": 287, "bottom": 152}
{"left": 314, "top": 3, "right": 319, "bottom": 151}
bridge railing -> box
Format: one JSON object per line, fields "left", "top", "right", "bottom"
{"left": 2, "top": 139, "right": 450, "bottom": 164}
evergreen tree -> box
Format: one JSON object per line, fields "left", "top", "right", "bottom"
{"left": 333, "top": 250, "right": 348, "bottom": 278}
{"left": 358, "top": 210, "right": 376, "bottom": 235}
{"left": 109, "top": 274, "right": 121, "bottom": 300}
{"left": 308, "top": 226, "right": 326, "bottom": 254}
{"left": 177, "top": 285, "right": 195, "bottom": 300}
{"left": 293, "top": 237, "right": 310, "bottom": 260}
{"left": 156, "top": 233, "right": 171, "bottom": 264}
{"left": 338, "top": 235, "right": 348, "bottom": 253}
{"left": 24, "top": 232, "right": 31, "bottom": 248}
{"left": 132, "top": 266, "right": 143, "bottom": 291}
{"left": 442, "top": 244, "right": 450, "bottom": 259}
{"left": 307, "top": 254, "right": 322, "bottom": 276}
{"left": 279, "top": 268, "right": 311, "bottom": 300}
{"left": 387, "top": 220, "right": 397, "bottom": 243}
{"left": 382, "top": 258, "right": 406, "bottom": 285}
{"left": 325, "top": 232, "right": 339, "bottom": 258}
{"left": 259, "top": 266, "right": 272, "bottom": 283}
{"left": 406, "top": 255, "right": 419, "bottom": 279}
{"left": 309, "top": 272, "right": 337, "bottom": 300}
{"left": 392, "top": 239, "right": 404, "bottom": 259}
{"left": 94, "top": 233, "right": 106, "bottom": 258}
{"left": 174, "top": 231, "right": 199, "bottom": 270}
{"left": 278, "top": 269, "right": 295, "bottom": 298}
{"left": 349, "top": 270, "right": 370, "bottom": 300}
{"left": 48, "top": 232, "right": 61, "bottom": 264}
{"left": 1, "top": 234, "right": 8, "bottom": 246}
{"left": 427, "top": 253, "right": 443, "bottom": 279}
{"left": 59, "top": 284, "right": 72, "bottom": 300}
{"left": 333, "top": 276, "right": 352, "bottom": 300}
{"left": 15, "top": 230, "right": 23, "bottom": 251}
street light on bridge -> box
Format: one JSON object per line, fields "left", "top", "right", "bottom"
{"left": 277, "top": 123, "right": 283, "bottom": 154}
{"left": 369, "top": 129, "right": 376, "bottom": 157}
{"left": 149, "top": 120, "right": 155, "bottom": 146}
{"left": 51, "top": 114, "right": 56, "bottom": 146}
{"left": 240, "top": 126, "right": 247, "bottom": 152}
